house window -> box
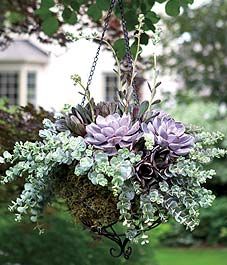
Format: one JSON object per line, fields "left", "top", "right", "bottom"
{"left": 104, "top": 73, "right": 118, "bottom": 101}
{"left": 0, "top": 72, "right": 19, "bottom": 105}
{"left": 27, "top": 71, "right": 36, "bottom": 105}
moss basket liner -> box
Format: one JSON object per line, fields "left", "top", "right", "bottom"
{"left": 58, "top": 169, "right": 120, "bottom": 228}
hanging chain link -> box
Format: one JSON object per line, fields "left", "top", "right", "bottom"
{"left": 82, "top": 0, "right": 117, "bottom": 105}
{"left": 83, "top": 0, "right": 139, "bottom": 105}
{"left": 118, "top": 0, "right": 133, "bottom": 75}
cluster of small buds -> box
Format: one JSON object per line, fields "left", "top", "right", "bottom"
{"left": 144, "top": 133, "right": 155, "bottom": 150}
{"left": 71, "top": 74, "right": 82, "bottom": 85}
{"left": 135, "top": 14, "right": 145, "bottom": 36}
{"left": 138, "top": 14, "right": 145, "bottom": 25}
{"left": 65, "top": 32, "right": 79, "bottom": 41}
{"left": 62, "top": 104, "right": 72, "bottom": 114}
{"left": 66, "top": 31, "right": 100, "bottom": 43}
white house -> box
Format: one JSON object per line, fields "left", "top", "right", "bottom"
{"left": 0, "top": 1, "right": 202, "bottom": 111}
{"left": 0, "top": 40, "right": 49, "bottom": 106}
{"left": 0, "top": 38, "right": 121, "bottom": 110}
{"left": 0, "top": 35, "right": 179, "bottom": 111}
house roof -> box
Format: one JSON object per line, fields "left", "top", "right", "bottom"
{"left": 0, "top": 40, "right": 49, "bottom": 64}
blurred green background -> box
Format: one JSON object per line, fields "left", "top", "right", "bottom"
{"left": 0, "top": 0, "right": 227, "bottom": 264}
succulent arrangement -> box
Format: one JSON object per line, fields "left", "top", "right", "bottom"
{"left": 0, "top": 13, "right": 226, "bottom": 259}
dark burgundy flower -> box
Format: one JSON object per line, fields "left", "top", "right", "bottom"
{"left": 135, "top": 146, "right": 173, "bottom": 190}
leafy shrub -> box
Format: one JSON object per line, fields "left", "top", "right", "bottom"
{"left": 0, "top": 209, "right": 157, "bottom": 265}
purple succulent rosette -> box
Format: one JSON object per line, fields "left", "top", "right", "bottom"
{"left": 85, "top": 113, "right": 141, "bottom": 155}
{"left": 142, "top": 111, "right": 194, "bottom": 156}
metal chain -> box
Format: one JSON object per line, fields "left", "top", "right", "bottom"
{"left": 118, "top": 0, "right": 133, "bottom": 73}
{"left": 118, "top": 0, "right": 139, "bottom": 104}
{"left": 83, "top": 0, "right": 139, "bottom": 105}
{"left": 82, "top": 0, "right": 117, "bottom": 105}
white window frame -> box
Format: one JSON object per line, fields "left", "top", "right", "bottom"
{"left": 27, "top": 71, "right": 37, "bottom": 105}
{"left": 0, "top": 71, "right": 19, "bottom": 105}
{"left": 103, "top": 72, "right": 118, "bottom": 101}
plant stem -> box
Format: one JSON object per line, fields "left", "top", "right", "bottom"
{"left": 68, "top": 33, "right": 122, "bottom": 92}
{"left": 130, "top": 33, "right": 141, "bottom": 88}
{"left": 149, "top": 52, "right": 158, "bottom": 108}
{"left": 129, "top": 15, "right": 144, "bottom": 106}
{"left": 78, "top": 81, "right": 95, "bottom": 122}
{"left": 69, "top": 32, "right": 126, "bottom": 108}
{"left": 100, "top": 38, "right": 122, "bottom": 91}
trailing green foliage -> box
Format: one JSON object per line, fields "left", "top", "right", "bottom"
{"left": 75, "top": 148, "right": 141, "bottom": 190}
{"left": 1, "top": 119, "right": 87, "bottom": 224}
{"left": 117, "top": 129, "right": 225, "bottom": 238}
{"left": 1, "top": 117, "right": 225, "bottom": 244}
{"left": 166, "top": 93, "right": 227, "bottom": 186}
{"left": 0, "top": 101, "right": 53, "bottom": 204}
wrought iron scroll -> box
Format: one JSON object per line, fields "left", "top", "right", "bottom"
{"left": 81, "top": 218, "right": 162, "bottom": 259}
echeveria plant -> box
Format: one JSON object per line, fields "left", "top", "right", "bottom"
{"left": 85, "top": 114, "right": 141, "bottom": 155}
{"left": 142, "top": 111, "right": 195, "bottom": 156}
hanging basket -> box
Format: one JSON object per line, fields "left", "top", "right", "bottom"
{"left": 56, "top": 163, "right": 162, "bottom": 259}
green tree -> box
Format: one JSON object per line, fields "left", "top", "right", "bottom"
{"left": 0, "top": 0, "right": 194, "bottom": 49}
{"left": 160, "top": 0, "right": 227, "bottom": 102}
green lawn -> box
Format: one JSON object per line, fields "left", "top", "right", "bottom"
{"left": 154, "top": 248, "right": 227, "bottom": 265}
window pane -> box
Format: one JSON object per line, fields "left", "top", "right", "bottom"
{"left": 27, "top": 71, "right": 37, "bottom": 105}
{"left": 104, "top": 73, "right": 118, "bottom": 101}
{"left": 0, "top": 72, "right": 19, "bottom": 105}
